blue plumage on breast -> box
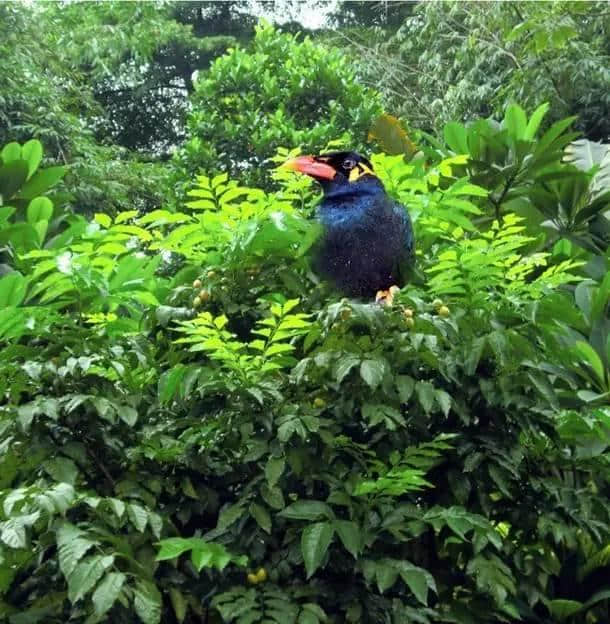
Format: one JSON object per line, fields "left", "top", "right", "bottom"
{"left": 315, "top": 178, "right": 414, "bottom": 297}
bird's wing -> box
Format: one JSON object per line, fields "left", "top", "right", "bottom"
{"left": 393, "top": 200, "right": 416, "bottom": 285}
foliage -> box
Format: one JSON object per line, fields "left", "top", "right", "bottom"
{"left": 360, "top": 0, "right": 610, "bottom": 140}
{"left": 174, "top": 23, "right": 383, "bottom": 190}
{"left": 1, "top": 3, "right": 610, "bottom": 622}
{"left": 0, "top": 2, "right": 169, "bottom": 216}
{"left": 2, "top": 103, "right": 610, "bottom": 624}
{"left": 41, "top": 1, "right": 247, "bottom": 153}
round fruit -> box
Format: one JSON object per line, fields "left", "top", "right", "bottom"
{"left": 405, "top": 317, "right": 415, "bottom": 328}
{"left": 313, "top": 397, "right": 326, "bottom": 408}
{"left": 192, "top": 279, "right": 202, "bottom": 289}
{"left": 199, "top": 289, "right": 210, "bottom": 302}
{"left": 192, "top": 296, "right": 202, "bottom": 308}
{"left": 438, "top": 305, "right": 450, "bottom": 317}
{"left": 432, "top": 298, "right": 443, "bottom": 308}
{"left": 403, "top": 308, "right": 414, "bottom": 318}
{"left": 247, "top": 573, "right": 258, "bottom": 585}
{"left": 339, "top": 307, "right": 352, "bottom": 321}
{"left": 255, "top": 568, "right": 267, "bottom": 582}
{"left": 207, "top": 270, "right": 216, "bottom": 278}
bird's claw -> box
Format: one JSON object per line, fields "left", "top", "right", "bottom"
{"left": 375, "top": 285, "right": 400, "bottom": 306}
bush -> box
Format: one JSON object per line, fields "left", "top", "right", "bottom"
{"left": 173, "top": 23, "right": 382, "bottom": 190}
{"left": 1, "top": 112, "right": 609, "bottom": 624}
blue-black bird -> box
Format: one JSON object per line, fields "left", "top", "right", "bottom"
{"left": 282, "top": 151, "right": 414, "bottom": 302}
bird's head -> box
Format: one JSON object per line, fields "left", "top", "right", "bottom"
{"left": 281, "top": 151, "right": 381, "bottom": 195}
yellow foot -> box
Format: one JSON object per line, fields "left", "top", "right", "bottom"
{"left": 375, "top": 285, "right": 400, "bottom": 306}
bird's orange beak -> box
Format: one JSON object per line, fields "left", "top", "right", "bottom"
{"left": 281, "top": 156, "right": 336, "bottom": 180}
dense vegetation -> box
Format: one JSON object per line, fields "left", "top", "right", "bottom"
{"left": 1, "top": 2, "right": 609, "bottom": 623}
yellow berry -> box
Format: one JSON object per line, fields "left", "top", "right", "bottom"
{"left": 207, "top": 270, "right": 216, "bottom": 278}
{"left": 192, "top": 279, "right": 202, "bottom": 289}
{"left": 438, "top": 305, "right": 450, "bottom": 317}
{"left": 255, "top": 568, "right": 267, "bottom": 582}
{"left": 313, "top": 397, "right": 326, "bottom": 408}
{"left": 432, "top": 298, "right": 443, "bottom": 308}
{"left": 247, "top": 573, "right": 258, "bottom": 585}
{"left": 199, "top": 289, "right": 210, "bottom": 302}
{"left": 403, "top": 308, "right": 414, "bottom": 318}
{"left": 405, "top": 317, "right": 415, "bottom": 328}
{"left": 339, "top": 307, "right": 352, "bottom": 321}
{"left": 192, "top": 296, "right": 202, "bottom": 308}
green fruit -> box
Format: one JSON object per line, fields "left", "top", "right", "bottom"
{"left": 199, "top": 289, "right": 210, "bottom": 302}
{"left": 432, "top": 298, "right": 443, "bottom": 308}
{"left": 438, "top": 305, "right": 450, "bottom": 317}
{"left": 313, "top": 397, "right": 326, "bottom": 408}
{"left": 405, "top": 317, "right": 415, "bottom": 328}
{"left": 192, "top": 279, "right": 202, "bottom": 289}
{"left": 192, "top": 296, "right": 202, "bottom": 308}
{"left": 403, "top": 308, "right": 414, "bottom": 318}
{"left": 247, "top": 573, "right": 258, "bottom": 585}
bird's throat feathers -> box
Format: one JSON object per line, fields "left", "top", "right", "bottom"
{"left": 319, "top": 175, "right": 384, "bottom": 200}
{"left": 318, "top": 177, "right": 387, "bottom": 227}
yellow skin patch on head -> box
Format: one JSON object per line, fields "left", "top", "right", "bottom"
{"left": 348, "top": 163, "right": 374, "bottom": 182}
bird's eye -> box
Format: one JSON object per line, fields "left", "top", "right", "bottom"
{"left": 342, "top": 158, "right": 356, "bottom": 170}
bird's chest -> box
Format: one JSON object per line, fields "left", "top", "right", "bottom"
{"left": 317, "top": 205, "right": 400, "bottom": 295}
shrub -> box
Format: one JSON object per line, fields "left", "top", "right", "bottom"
{"left": 173, "top": 23, "right": 382, "bottom": 190}
{"left": 1, "top": 116, "right": 609, "bottom": 624}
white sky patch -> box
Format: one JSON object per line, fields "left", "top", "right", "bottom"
{"left": 247, "top": 0, "right": 339, "bottom": 30}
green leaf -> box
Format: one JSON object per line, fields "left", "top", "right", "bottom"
{"left": 374, "top": 562, "right": 399, "bottom": 593}
{"left": 415, "top": 382, "right": 435, "bottom": 413}
{"left": 133, "top": 579, "right": 162, "bottom": 624}
{"left": 360, "top": 359, "right": 385, "bottom": 389}
{"left": 117, "top": 405, "right": 138, "bottom": 426}
{"left": 249, "top": 502, "right": 272, "bottom": 534}
{"left": 128, "top": 504, "right": 148, "bottom": 532}
{"left": 334, "top": 354, "right": 360, "bottom": 383}
{"left": 524, "top": 102, "right": 550, "bottom": 140}
{"left": 333, "top": 520, "right": 360, "bottom": 558}
{"left": 21, "top": 140, "right": 43, "bottom": 179}
{"left": 0, "top": 520, "right": 26, "bottom": 548}
{"left": 1, "top": 142, "right": 21, "bottom": 163}
{"left": 301, "top": 522, "right": 334, "bottom": 578}
{"left": 67, "top": 554, "right": 114, "bottom": 603}
{"left": 56, "top": 524, "right": 96, "bottom": 577}
{"left": 43, "top": 457, "right": 78, "bottom": 485}
{"left": 26, "top": 197, "right": 53, "bottom": 224}
{"left": 396, "top": 375, "right": 415, "bottom": 402}
{"left": 444, "top": 122, "right": 469, "bottom": 154}
{"left": 0, "top": 273, "right": 27, "bottom": 307}
{"left": 156, "top": 538, "right": 195, "bottom": 560}
{"left": 574, "top": 341, "right": 605, "bottom": 383}
{"left": 504, "top": 103, "right": 527, "bottom": 140}
{"left": 265, "top": 456, "right": 285, "bottom": 487}
{"left": 216, "top": 502, "right": 246, "bottom": 532}
{"left": 278, "top": 501, "right": 333, "bottom": 521}
{"left": 91, "top": 572, "right": 125, "bottom": 620}
{"left": 0, "top": 161, "right": 29, "bottom": 199}
{"left": 169, "top": 588, "right": 188, "bottom": 624}
{"left": 546, "top": 599, "right": 583, "bottom": 620}
{"left": 398, "top": 565, "right": 430, "bottom": 605}
{"left": 18, "top": 166, "right": 65, "bottom": 199}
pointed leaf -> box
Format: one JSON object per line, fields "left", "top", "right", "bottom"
{"left": 301, "top": 522, "right": 334, "bottom": 578}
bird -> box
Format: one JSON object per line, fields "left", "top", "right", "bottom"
{"left": 281, "top": 151, "right": 414, "bottom": 304}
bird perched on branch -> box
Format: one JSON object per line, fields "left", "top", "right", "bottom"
{"left": 282, "top": 151, "right": 414, "bottom": 303}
